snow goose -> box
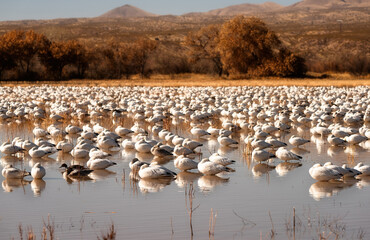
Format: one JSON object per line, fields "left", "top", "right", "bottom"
{"left": 31, "top": 162, "right": 46, "bottom": 179}
{"left": 70, "top": 148, "right": 89, "bottom": 158}
{"left": 129, "top": 158, "right": 149, "bottom": 172}
{"left": 0, "top": 142, "right": 24, "bottom": 155}
{"left": 275, "top": 147, "right": 302, "bottom": 161}
{"left": 217, "top": 135, "right": 238, "bottom": 148}
{"left": 327, "top": 135, "right": 347, "bottom": 146}
{"left": 89, "top": 148, "right": 111, "bottom": 159}
{"left": 289, "top": 135, "right": 310, "bottom": 147}
{"left": 309, "top": 163, "right": 343, "bottom": 181}
{"left": 197, "top": 158, "right": 231, "bottom": 175}
{"left": 151, "top": 144, "right": 173, "bottom": 158}
{"left": 29, "top": 146, "right": 53, "bottom": 158}
{"left": 209, "top": 153, "right": 235, "bottom": 166}
{"left": 190, "top": 127, "right": 211, "bottom": 139}
{"left": 265, "top": 136, "right": 287, "bottom": 148}
{"left": 56, "top": 140, "right": 73, "bottom": 153}
{"left": 138, "top": 163, "right": 177, "bottom": 179}
{"left": 2, "top": 164, "right": 30, "bottom": 179}
{"left": 174, "top": 155, "right": 198, "bottom": 172}
{"left": 252, "top": 149, "right": 276, "bottom": 162}
{"left": 135, "top": 139, "right": 152, "bottom": 153}
{"left": 354, "top": 162, "right": 370, "bottom": 176}
{"left": 87, "top": 158, "right": 117, "bottom": 170}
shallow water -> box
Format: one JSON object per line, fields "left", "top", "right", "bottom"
{"left": 1, "top": 113, "right": 370, "bottom": 239}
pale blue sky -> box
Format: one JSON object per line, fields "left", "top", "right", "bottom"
{"left": 0, "top": 0, "right": 300, "bottom": 21}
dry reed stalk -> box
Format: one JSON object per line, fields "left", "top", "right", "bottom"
{"left": 185, "top": 183, "right": 200, "bottom": 237}
{"left": 269, "top": 211, "right": 275, "bottom": 239}
{"left": 98, "top": 222, "right": 116, "bottom": 240}
{"left": 208, "top": 208, "right": 217, "bottom": 237}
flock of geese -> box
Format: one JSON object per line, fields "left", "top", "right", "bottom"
{"left": 0, "top": 85, "right": 370, "bottom": 197}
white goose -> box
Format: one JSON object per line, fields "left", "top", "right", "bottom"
{"left": 87, "top": 158, "right": 117, "bottom": 170}
{"left": 174, "top": 155, "right": 198, "bottom": 172}
{"left": 197, "top": 158, "right": 231, "bottom": 175}
{"left": 0, "top": 142, "right": 24, "bottom": 155}
{"left": 354, "top": 162, "right": 370, "bottom": 176}
{"left": 138, "top": 163, "right": 177, "bottom": 179}
{"left": 309, "top": 163, "right": 343, "bottom": 181}
{"left": 289, "top": 135, "right": 310, "bottom": 147}
{"left": 31, "top": 162, "right": 46, "bottom": 179}
{"left": 275, "top": 147, "right": 302, "bottom": 161}
{"left": 208, "top": 153, "right": 235, "bottom": 166}
{"left": 2, "top": 164, "right": 30, "bottom": 179}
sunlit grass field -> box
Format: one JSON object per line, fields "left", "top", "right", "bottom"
{"left": 1, "top": 73, "right": 369, "bottom": 87}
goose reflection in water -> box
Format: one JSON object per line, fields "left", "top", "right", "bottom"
{"left": 2, "top": 179, "right": 31, "bottom": 192}
{"left": 309, "top": 179, "right": 356, "bottom": 201}
{"left": 175, "top": 172, "right": 203, "bottom": 188}
{"left": 198, "top": 175, "right": 229, "bottom": 192}
{"left": 356, "top": 175, "right": 370, "bottom": 189}
{"left": 290, "top": 147, "right": 310, "bottom": 156}
{"left": 327, "top": 146, "right": 344, "bottom": 158}
{"left": 151, "top": 156, "right": 172, "bottom": 165}
{"left": 344, "top": 145, "right": 365, "bottom": 157}
{"left": 56, "top": 152, "right": 74, "bottom": 162}
{"left": 252, "top": 163, "right": 275, "bottom": 178}
{"left": 311, "top": 135, "right": 326, "bottom": 154}
{"left": 139, "top": 178, "right": 173, "bottom": 193}
{"left": 0, "top": 155, "right": 22, "bottom": 167}
{"left": 28, "top": 156, "right": 55, "bottom": 168}
{"left": 135, "top": 152, "right": 153, "bottom": 162}
{"left": 275, "top": 162, "right": 302, "bottom": 177}
{"left": 31, "top": 179, "right": 46, "bottom": 196}
{"left": 89, "top": 169, "right": 116, "bottom": 180}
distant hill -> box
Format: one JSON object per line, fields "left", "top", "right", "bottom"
{"left": 202, "top": 2, "right": 283, "bottom": 16}
{"left": 286, "top": 0, "right": 370, "bottom": 10}
{"left": 99, "top": 4, "right": 157, "bottom": 18}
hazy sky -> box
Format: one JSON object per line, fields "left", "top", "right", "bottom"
{"left": 0, "top": 0, "right": 301, "bottom": 21}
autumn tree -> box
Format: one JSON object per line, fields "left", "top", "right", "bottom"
{"left": 262, "top": 48, "right": 307, "bottom": 77}
{"left": 0, "top": 38, "right": 15, "bottom": 80}
{"left": 217, "top": 16, "right": 281, "bottom": 75}
{"left": 39, "top": 40, "right": 85, "bottom": 80}
{"left": 0, "top": 30, "right": 48, "bottom": 79}
{"left": 184, "top": 24, "right": 224, "bottom": 76}
{"left": 131, "top": 38, "right": 158, "bottom": 78}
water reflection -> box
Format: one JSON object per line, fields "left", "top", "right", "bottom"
{"left": 290, "top": 147, "right": 310, "bottom": 156}
{"left": 175, "top": 172, "right": 202, "bottom": 188}
{"left": 327, "top": 146, "right": 344, "bottom": 158}
{"left": 0, "top": 156, "right": 23, "bottom": 166}
{"left": 2, "top": 179, "right": 31, "bottom": 192}
{"left": 356, "top": 175, "right": 370, "bottom": 189}
{"left": 31, "top": 179, "right": 46, "bottom": 196}
{"left": 252, "top": 163, "right": 275, "bottom": 178}
{"left": 138, "top": 178, "right": 173, "bottom": 193}
{"left": 275, "top": 162, "right": 302, "bottom": 177}
{"left": 309, "top": 179, "right": 356, "bottom": 201}
{"left": 198, "top": 175, "right": 229, "bottom": 192}
{"left": 89, "top": 169, "right": 116, "bottom": 180}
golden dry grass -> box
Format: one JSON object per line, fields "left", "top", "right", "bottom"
{"left": 1, "top": 73, "right": 369, "bottom": 87}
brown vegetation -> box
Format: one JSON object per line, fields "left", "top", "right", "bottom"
{"left": 0, "top": 9, "right": 368, "bottom": 81}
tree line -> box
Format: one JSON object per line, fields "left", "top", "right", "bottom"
{"left": 0, "top": 16, "right": 307, "bottom": 81}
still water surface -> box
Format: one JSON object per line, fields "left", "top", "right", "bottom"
{"left": 1, "top": 118, "right": 370, "bottom": 240}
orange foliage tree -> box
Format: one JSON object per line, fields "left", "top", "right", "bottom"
{"left": 217, "top": 16, "right": 281, "bottom": 75}
{"left": 0, "top": 30, "right": 48, "bottom": 79}
{"left": 184, "top": 24, "right": 224, "bottom": 76}
{"left": 130, "top": 38, "right": 158, "bottom": 78}
{"left": 39, "top": 40, "right": 87, "bottom": 80}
